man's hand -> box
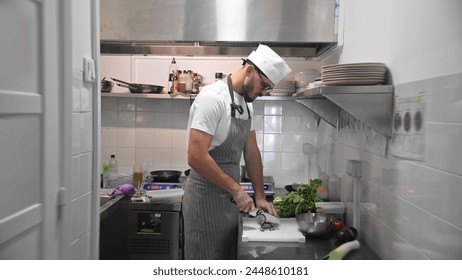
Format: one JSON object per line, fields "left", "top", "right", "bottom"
{"left": 232, "top": 188, "right": 255, "bottom": 213}
{"left": 256, "top": 199, "right": 278, "bottom": 217}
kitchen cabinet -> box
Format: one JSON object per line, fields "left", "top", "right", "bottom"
{"left": 102, "top": 85, "right": 394, "bottom": 137}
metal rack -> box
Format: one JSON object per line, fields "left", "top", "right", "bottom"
{"left": 293, "top": 85, "right": 394, "bottom": 137}
{"left": 102, "top": 85, "right": 394, "bottom": 137}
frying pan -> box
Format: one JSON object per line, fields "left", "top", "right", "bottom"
{"left": 149, "top": 170, "right": 183, "bottom": 182}
{"left": 111, "top": 77, "right": 164, "bottom": 94}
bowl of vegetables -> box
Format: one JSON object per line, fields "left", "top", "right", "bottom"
{"left": 274, "top": 179, "right": 324, "bottom": 218}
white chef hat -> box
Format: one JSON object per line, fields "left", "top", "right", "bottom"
{"left": 246, "top": 44, "right": 292, "bottom": 85}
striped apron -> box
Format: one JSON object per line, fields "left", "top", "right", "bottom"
{"left": 182, "top": 75, "right": 251, "bottom": 259}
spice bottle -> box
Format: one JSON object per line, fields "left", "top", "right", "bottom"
{"left": 178, "top": 70, "right": 186, "bottom": 93}
{"left": 192, "top": 73, "right": 201, "bottom": 94}
{"left": 185, "top": 70, "right": 193, "bottom": 94}
{"left": 168, "top": 73, "right": 174, "bottom": 94}
{"left": 171, "top": 72, "right": 178, "bottom": 93}
{"left": 168, "top": 58, "right": 178, "bottom": 94}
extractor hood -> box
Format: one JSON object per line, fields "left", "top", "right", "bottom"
{"left": 100, "top": 0, "right": 338, "bottom": 57}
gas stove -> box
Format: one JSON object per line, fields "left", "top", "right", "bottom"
{"left": 142, "top": 175, "right": 275, "bottom": 195}
{"left": 240, "top": 176, "right": 275, "bottom": 195}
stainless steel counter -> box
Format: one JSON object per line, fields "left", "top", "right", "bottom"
{"left": 238, "top": 232, "right": 379, "bottom": 260}
{"left": 99, "top": 194, "right": 130, "bottom": 260}
{"left": 238, "top": 188, "right": 379, "bottom": 260}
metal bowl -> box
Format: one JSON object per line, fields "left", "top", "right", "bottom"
{"left": 296, "top": 212, "right": 333, "bottom": 237}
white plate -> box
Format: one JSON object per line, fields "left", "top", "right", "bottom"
{"left": 322, "top": 68, "right": 387, "bottom": 74}
{"left": 322, "top": 73, "right": 386, "bottom": 79}
{"left": 322, "top": 78, "right": 385, "bottom": 86}
{"left": 323, "top": 62, "right": 386, "bottom": 69}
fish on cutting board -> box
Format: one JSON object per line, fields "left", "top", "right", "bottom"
{"left": 241, "top": 217, "right": 305, "bottom": 243}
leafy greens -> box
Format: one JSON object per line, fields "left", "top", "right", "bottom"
{"left": 274, "top": 178, "right": 324, "bottom": 217}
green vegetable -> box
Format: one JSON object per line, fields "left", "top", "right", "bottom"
{"left": 274, "top": 178, "right": 324, "bottom": 217}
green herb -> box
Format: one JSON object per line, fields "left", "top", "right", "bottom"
{"left": 274, "top": 178, "right": 324, "bottom": 217}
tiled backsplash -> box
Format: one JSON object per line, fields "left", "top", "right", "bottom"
{"left": 101, "top": 55, "right": 322, "bottom": 187}
{"left": 101, "top": 97, "right": 320, "bottom": 187}
{"left": 322, "top": 73, "right": 462, "bottom": 260}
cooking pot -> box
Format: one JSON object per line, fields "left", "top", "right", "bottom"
{"left": 111, "top": 77, "right": 164, "bottom": 94}
{"left": 101, "top": 77, "right": 114, "bottom": 92}
{"left": 149, "top": 170, "right": 183, "bottom": 182}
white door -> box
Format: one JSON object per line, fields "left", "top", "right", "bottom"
{"left": 0, "top": 0, "right": 100, "bottom": 259}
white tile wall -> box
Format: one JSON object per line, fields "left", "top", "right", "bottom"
{"left": 101, "top": 95, "right": 319, "bottom": 181}
{"left": 318, "top": 0, "right": 462, "bottom": 260}
{"left": 101, "top": 55, "right": 321, "bottom": 184}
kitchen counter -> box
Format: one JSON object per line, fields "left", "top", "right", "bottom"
{"left": 99, "top": 193, "right": 127, "bottom": 220}
{"left": 238, "top": 231, "right": 379, "bottom": 260}
{"left": 238, "top": 187, "right": 379, "bottom": 260}
{"left": 99, "top": 193, "right": 130, "bottom": 260}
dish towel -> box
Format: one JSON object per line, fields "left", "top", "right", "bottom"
{"left": 108, "top": 184, "right": 135, "bottom": 199}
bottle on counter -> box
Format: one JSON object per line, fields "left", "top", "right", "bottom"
{"left": 168, "top": 73, "right": 174, "bottom": 94}
{"left": 168, "top": 58, "right": 178, "bottom": 93}
{"left": 168, "top": 57, "right": 177, "bottom": 75}
{"left": 171, "top": 72, "right": 178, "bottom": 93}
{"left": 108, "top": 154, "right": 118, "bottom": 172}
{"left": 192, "top": 72, "right": 201, "bottom": 94}
{"left": 328, "top": 175, "right": 341, "bottom": 202}
{"left": 185, "top": 70, "right": 193, "bottom": 94}
{"left": 106, "top": 154, "right": 118, "bottom": 188}
{"left": 178, "top": 70, "right": 186, "bottom": 93}
{"left": 316, "top": 185, "right": 328, "bottom": 200}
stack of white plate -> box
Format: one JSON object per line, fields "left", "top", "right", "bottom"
{"left": 321, "top": 62, "right": 387, "bottom": 86}
{"left": 269, "top": 80, "right": 296, "bottom": 96}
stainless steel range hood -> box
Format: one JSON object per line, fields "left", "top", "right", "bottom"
{"left": 100, "top": 0, "right": 337, "bottom": 57}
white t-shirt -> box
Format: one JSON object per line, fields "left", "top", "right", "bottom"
{"left": 187, "top": 80, "right": 255, "bottom": 150}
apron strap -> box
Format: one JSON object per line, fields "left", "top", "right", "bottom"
{"left": 227, "top": 74, "right": 250, "bottom": 119}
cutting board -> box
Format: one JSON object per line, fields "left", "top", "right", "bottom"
{"left": 242, "top": 217, "right": 305, "bottom": 243}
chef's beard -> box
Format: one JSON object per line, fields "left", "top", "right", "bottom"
{"left": 241, "top": 80, "right": 256, "bottom": 103}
